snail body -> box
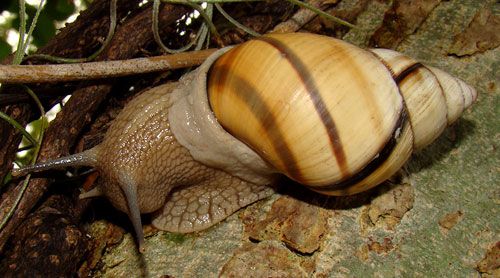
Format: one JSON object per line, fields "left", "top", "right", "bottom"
{"left": 13, "top": 33, "right": 476, "bottom": 251}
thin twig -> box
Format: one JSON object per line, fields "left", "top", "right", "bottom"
{"left": 0, "top": 86, "right": 47, "bottom": 233}
{"left": 2, "top": 0, "right": 45, "bottom": 146}
{"left": 271, "top": 0, "right": 321, "bottom": 33}
{"left": 0, "top": 49, "right": 217, "bottom": 83}
{"left": 196, "top": 3, "right": 213, "bottom": 50}
{"left": 184, "top": 2, "right": 220, "bottom": 38}
{"left": 21, "top": 0, "right": 46, "bottom": 55}
{"left": 215, "top": 3, "right": 261, "bottom": 36}
{"left": 153, "top": 0, "right": 206, "bottom": 53}
{"left": 13, "top": 0, "right": 26, "bottom": 65}
{"left": 0, "top": 111, "right": 38, "bottom": 146}
{"left": 25, "top": 0, "right": 118, "bottom": 63}
{"left": 195, "top": 20, "right": 210, "bottom": 50}
{"left": 285, "top": 0, "right": 356, "bottom": 29}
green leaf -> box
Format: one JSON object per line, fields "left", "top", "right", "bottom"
{"left": 0, "top": 38, "right": 12, "bottom": 60}
{"left": 45, "top": 0, "right": 76, "bottom": 21}
{"left": 31, "top": 12, "right": 56, "bottom": 47}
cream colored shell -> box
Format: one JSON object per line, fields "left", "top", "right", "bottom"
{"left": 208, "top": 33, "right": 476, "bottom": 195}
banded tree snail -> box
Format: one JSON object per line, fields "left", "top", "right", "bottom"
{"left": 13, "top": 33, "right": 477, "bottom": 252}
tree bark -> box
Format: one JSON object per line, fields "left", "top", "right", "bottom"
{"left": 0, "top": 0, "right": 191, "bottom": 252}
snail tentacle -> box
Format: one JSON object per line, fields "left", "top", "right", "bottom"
{"left": 118, "top": 172, "right": 145, "bottom": 253}
{"left": 12, "top": 147, "right": 99, "bottom": 177}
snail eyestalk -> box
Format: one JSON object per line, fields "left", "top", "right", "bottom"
{"left": 119, "top": 174, "right": 146, "bottom": 253}
{"left": 12, "top": 148, "right": 99, "bottom": 177}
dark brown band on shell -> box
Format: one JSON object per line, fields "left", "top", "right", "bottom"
{"left": 313, "top": 57, "right": 419, "bottom": 192}
{"left": 207, "top": 65, "right": 303, "bottom": 181}
{"left": 313, "top": 109, "right": 408, "bottom": 192}
{"left": 255, "top": 36, "right": 350, "bottom": 179}
{"left": 394, "top": 62, "right": 423, "bottom": 84}
{"left": 369, "top": 51, "right": 418, "bottom": 146}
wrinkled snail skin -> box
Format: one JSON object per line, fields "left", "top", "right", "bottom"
{"left": 12, "top": 80, "right": 275, "bottom": 253}
{"left": 94, "top": 81, "right": 274, "bottom": 249}
{"left": 11, "top": 33, "right": 476, "bottom": 251}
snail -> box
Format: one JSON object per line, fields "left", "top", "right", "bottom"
{"left": 12, "top": 33, "right": 477, "bottom": 252}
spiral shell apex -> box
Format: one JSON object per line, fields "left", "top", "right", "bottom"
{"left": 369, "top": 48, "right": 477, "bottom": 150}
{"left": 207, "top": 33, "right": 476, "bottom": 195}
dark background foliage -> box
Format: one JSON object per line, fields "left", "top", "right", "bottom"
{"left": 0, "top": 0, "right": 90, "bottom": 59}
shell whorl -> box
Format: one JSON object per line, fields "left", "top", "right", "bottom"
{"left": 207, "top": 33, "right": 476, "bottom": 195}
{"left": 369, "top": 48, "right": 477, "bottom": 150}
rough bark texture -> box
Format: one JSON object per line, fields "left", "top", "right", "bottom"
{"left": 0, "top": 0, "right": 141, "bottom": 186}
{"left": 0, "top": 0, "right": 498, "bottom": 276}
{"left": 0, "top": 0, "right": 192, "bottom": 257}
{"left": 0, "top": 195, "right": 90, "bottom": 277}
{"left": 369, "top": 0, "right": 442, "bottom": 48}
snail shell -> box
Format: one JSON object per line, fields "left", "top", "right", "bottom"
{"left": 12, "top": 33, "right": 476, "bottom": 251}
{"left": 205, "top": 33, "right": 476, "bottom": 195}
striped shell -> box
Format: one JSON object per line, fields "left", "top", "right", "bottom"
{"left": 208, "top": 33, "right": 476, "bottom": 195}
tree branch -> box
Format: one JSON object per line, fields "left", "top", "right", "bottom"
{"left": 0, "top": 49, "right": 216, "bottom": 84}
{"left": 0, "top": 1, "right": 190, "bottom": 252}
